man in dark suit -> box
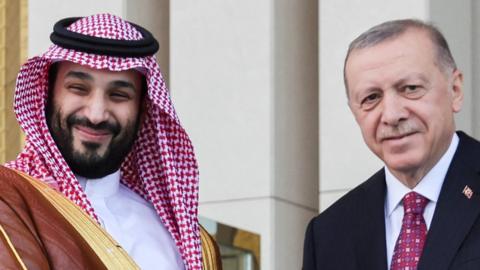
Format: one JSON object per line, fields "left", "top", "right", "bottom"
{"left": 303, "top": 19, "right": 480, "bottom": 270}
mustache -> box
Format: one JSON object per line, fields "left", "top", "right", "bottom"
{"left": 66, "top": 114, "right": 121, "bottom": 135}
{"left": 378, "top": 121, "right": 419, "bottom": 140}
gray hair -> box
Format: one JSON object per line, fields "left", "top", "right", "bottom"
{"left": 343, "top": 19, "right": 457, "bottom": 97}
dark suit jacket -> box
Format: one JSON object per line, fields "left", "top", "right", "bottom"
{"left": 303, "top": 131, "right": 480, "bottom": 270}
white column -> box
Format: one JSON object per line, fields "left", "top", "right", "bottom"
{"left": 430, "top": 0, "right": 473, "bottom": 135}
{"left": 473, "top": 1, "right": 480, "bottom": 138}
{"left": 125, "top": 0, "right": 170, "bottom": 83}
{"left": 272, "top": 1, "right": 318, "bottom": 268}
{"left": 170, "top": 1, "right": 318, "bottom": 269}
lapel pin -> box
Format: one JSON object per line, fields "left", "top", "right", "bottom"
{"left": 463, "top": 185, "right": 474, "bottom": 199}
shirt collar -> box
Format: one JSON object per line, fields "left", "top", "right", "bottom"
{"left": 385, "top": 133, "right": 459, "bottom": 217}
{"left": 76, "top": 170, "right": 121, "bottom": 198}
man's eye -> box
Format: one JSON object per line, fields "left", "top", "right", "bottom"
{"left": 363, "top": 93, "right": 379, "bottom": 102}
{"left": 69, "top": 85, "right": 88, "bottom": 93}
{"left": 360, "top": 93, "right": 381, "bottom": 109}
{"left": 110, "top": 92, "right": 130, "bottom": 101}
{"left": 402, "top": 85, "right": 426, "bottom": 98}
{"left": 405, "top": 85, "right": 418, "bottom": 92}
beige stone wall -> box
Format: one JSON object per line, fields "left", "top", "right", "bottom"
{"left": 0, "top": 0, "right": 26, "bottom": 164}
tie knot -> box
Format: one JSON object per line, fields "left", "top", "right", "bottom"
{"left": 403, "top": 191, "right": 428, "bottom": 215}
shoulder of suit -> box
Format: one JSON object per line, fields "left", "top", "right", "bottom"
{"left": 309, "top": 168, "right": 384, "bottom": 226}
{"left": 454, "top": 131, "right": 480, "bottom": 168}
{"left": 456, "top": 131, "right": 480, "bottom": 153}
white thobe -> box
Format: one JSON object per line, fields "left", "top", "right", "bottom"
{"left": 77, "top": 171, "right": 185, "bottom": 270}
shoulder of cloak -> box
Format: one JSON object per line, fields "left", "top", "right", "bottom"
{"left": 0, "top": 165, "right": 140, "bottom": 270}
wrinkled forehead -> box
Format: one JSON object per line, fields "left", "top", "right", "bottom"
{"left": 345, "top": 30, "right": 437, "bottom": 88}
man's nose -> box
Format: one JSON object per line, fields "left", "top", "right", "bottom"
{"left": 380, "top": 93, "right": 408, "bottom": 126}
{"left": 84, "top": 94, "right": 109, "bottom": 124}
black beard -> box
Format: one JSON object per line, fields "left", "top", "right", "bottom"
{"left": 46, "top": 107, "right": 139, "bottom": 179}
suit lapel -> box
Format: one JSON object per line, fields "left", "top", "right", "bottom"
{"left": 355, "top": 170, "right": 388, "bottom": 270}
{"left": 418, "top": 132, "right": 480, "bottom": 270}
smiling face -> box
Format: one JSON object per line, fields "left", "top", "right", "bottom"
{"left": 46, "top": 61, "right": 143, "bottom": 178}
{"left": 345, "top": 29, "right": 464, "bottom": 187}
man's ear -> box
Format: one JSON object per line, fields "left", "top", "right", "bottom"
{"left": 450, "top": 69, "right": 464, "bottom": 113}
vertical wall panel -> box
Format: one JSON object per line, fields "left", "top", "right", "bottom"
{"left": 0, "top": 0, "right": 26, "bottom": 164}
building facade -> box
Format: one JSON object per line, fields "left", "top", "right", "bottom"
{"left": 2, "top": 1, "right": 479, "bottom": 269}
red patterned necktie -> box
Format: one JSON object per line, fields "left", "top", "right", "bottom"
{"left": 390, "top": 191, "right": 429, "bottom": 270}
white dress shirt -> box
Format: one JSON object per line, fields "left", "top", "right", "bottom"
{"left": 77, "top": 171, "right": 185, "bottom": 270}
{"left": 384, "top": 133, "right": 459, "bottom": 268}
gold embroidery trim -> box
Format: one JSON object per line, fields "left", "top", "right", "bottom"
{"left": 0, "top": 224, "right": 28, "bottom": 270}
{"left": 15, "top": 170, "right": 140, "bottom": 269}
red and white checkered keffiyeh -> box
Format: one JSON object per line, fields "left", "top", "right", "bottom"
{"left": 6, "top": 13, "right": 201, "bottom": 269}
